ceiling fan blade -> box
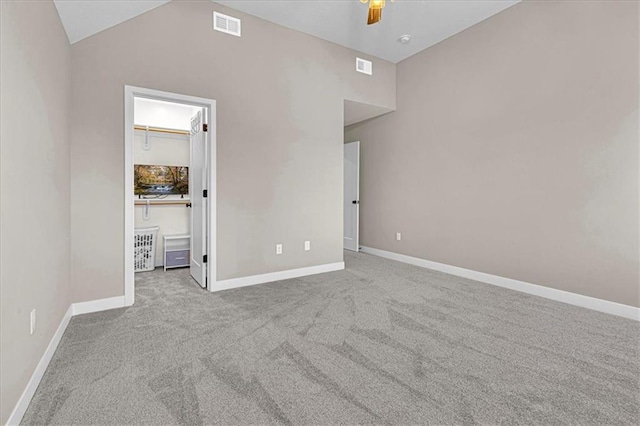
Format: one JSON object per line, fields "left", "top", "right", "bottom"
{"left": 366, "top": 0, "right": 385, "bottom": 25}
{"left": 367, "top": 6, "right": 382, "bottom": 25}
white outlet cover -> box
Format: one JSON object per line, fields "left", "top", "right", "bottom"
{"left": 304, "top": 241, "right": 311, "bottom": 251}
{"left": 276, "top": 244, "right": 283, "bottom": 255}
{"left": 396, "top": 233, "right": 402, "bottom": 241}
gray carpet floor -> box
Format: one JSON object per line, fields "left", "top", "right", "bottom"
{"left": 22, "top": 251, "right": 640, "bottom": 425}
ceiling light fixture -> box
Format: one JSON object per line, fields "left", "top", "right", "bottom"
{"left": 360, "top": 0, "right": 395, "bottom": 25}
{"left": 398, "top": 34, "right": 411, "bottom": 44}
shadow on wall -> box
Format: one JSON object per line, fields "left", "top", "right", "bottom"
{"left": 344, "top": 99, "right": 394, "bottom": 128}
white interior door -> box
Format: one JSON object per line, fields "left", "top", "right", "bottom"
{"left": 190, "top": 110, "right": 207, "bottom": 288}
{"left": 344, "top": 141, "right": 360, "bottom": 252}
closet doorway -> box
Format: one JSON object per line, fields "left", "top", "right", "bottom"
{"left": 124, "top": 86, "right": 216, "bottom": 306}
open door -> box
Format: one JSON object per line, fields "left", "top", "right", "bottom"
{"left": 189, "top": 110, "right": 207, "bottom": 288}
{"left": 344, "top": 141, "right": 360, "bottom": 252}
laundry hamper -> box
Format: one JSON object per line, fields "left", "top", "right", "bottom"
{"left": 134, "top": 226, "right": 159, "bottom": 272}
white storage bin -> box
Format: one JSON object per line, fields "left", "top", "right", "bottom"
{"left": 134, "top": 226, "right": 159, "bottom": 272}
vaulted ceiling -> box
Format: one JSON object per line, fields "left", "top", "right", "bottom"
{"left": 54, "top": 0, "right": 520, "bottom": 63}
{"left": 53, "top": 0, "right": 171, "bottom": 45}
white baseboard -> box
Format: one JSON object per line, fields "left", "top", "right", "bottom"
{"left": 6, "top": 295, "right": 128, "bottom": 425}
{"left": 213, "top": 262, "right": 345, "bottom": 292}
{"left": 6, "top": 305, "right": 73, "bottom": 426}
{"left": 72, "top": 296, "right": 126, "bottom": 316}
{"left": 360, "top": 246, "right": 639, "bottom": 321}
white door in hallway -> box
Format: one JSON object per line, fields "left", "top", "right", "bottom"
{"left": 190, "top": 110, "right": 207, "bottom": 288}
{"left": 344, "top": 141, "right": 360, "bottom": 252}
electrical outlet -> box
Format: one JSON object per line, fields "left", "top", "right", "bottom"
{"left": 396, "top": 232, "right": 402, "bottom": 241}
{"left": 304, "top": 241, "right": 311, "bottom": 251}
{"left": 276, "top": 244, "right": 283, "bottom": 255}
{"left": 30, "top": 309, "right": 36, "bottom": 335}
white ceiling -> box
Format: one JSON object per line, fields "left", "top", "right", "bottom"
{"left": 217, "top": 0, "right": 520, "bottom": 63}
{"left": 53, "top": 0, "right": 520, "bottom": 63}
{"left": 135, "top": 98, "right": 202, "bottom": 131}
{"left": 54, "top": 0, "right": 171, "bottom": 44}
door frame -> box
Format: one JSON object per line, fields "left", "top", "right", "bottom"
{"left": 344, "top": 140, "right": 360, "bottom": 252}
{"left": 124, "top": 85, "right": 217, "bottom": 306}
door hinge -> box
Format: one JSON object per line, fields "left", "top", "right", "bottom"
{"left": 203, "top": 189, "right": 208, "bottom": 198}
{"left": 202, "top": 123, "right": 208, "bottom": 132}
{"left": 203, "top": 255, "right": 208, "bottom": 263}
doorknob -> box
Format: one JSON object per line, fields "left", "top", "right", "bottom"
{"left": 352, "top": 200, "right": 359, "bottom": 204}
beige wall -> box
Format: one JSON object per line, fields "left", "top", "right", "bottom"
{"left": 70, "top": 0, "right": 396, "bottom": 302}
{"left": 0, "top": 1, "right": 72, "bottom": 423}
{"left": 345, "top": 0, "right": 639, "bottom": 307}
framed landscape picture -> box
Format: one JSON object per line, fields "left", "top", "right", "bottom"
{"left": 134, "top": 165, "right": 188, "bottom": 196}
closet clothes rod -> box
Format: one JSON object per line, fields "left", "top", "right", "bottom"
{"left": 133, "top": 125, "right": 190, "bottom": 136}
{"left": 134, "top": 200, "right": 191, "bottom": 206}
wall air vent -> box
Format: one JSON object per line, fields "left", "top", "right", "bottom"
{"left": 213, "top": 11, "right": 241, "bottom": 37}
{"left": 356, "top": 57, "right": 373, "bottom": 75}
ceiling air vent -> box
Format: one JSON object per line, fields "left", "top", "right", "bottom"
{"left": 356, "top": 57, "right": 372, "bottom": 75}
{"left": 213, "top": 11, "right": 241, "bottom": 37}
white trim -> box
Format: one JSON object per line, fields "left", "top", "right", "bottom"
{"left": 124, "top": 86, "right": 217, "bottom": 303}
{"left": 343, "top": 141, "right": 360, "bottom": 252}
{"left": 206, "top": 100, "right": 217, "bottom": 293}
{"left": 6, "top": 296, "right": 131, "bottom": 425}
{"left": 213, "top": 262, "right": 345, "bottom": 292}
{"left": 360, "top": 246, "right": 640, "bottom": 321}
{"left": 125, "top": 88, "right": 134, "bottom": 306}
{"left": 6, "top": 306, "right": 73, "bottom": 426}
{"left": 72, "top": 296, "right": 126, "bottom": 316}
